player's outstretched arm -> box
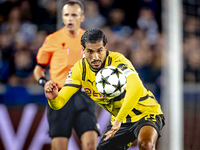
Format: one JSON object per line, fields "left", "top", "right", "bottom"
{"left": 44, "top": 80, "right": 58, "bottom": 100}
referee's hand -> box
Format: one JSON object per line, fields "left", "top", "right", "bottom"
{"left": 44, "top": 80, "right": 58, "bottom": 100}
{"left": 104, "top": 121, "right": 121, "bottom": 141}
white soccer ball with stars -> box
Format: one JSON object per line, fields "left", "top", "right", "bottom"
{"left": 95, "top": 66, "right": 127, "bottom": 97}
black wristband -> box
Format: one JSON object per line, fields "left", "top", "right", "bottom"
{"left": 38, "top": 77, "right": 48, "bottom": 87}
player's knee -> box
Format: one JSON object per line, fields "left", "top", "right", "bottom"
{"left": 82, "top": 140, "right": 96, "bottom": 150}
{"left": 81, "top": 131, "right": 97, "bottom": 150}
{"left": 138, "top": 140, "right": 155, "bottom": 150}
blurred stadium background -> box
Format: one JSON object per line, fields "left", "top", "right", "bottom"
{"left": 0, "top": 0, "right": 200, "bottom": 149}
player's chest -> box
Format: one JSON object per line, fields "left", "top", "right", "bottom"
{"left": 54, "top": 41, "right": 83, "bottom": 56}
{"left": 82, "top": 72, "right": 104, "bottom": 100}
{"left": 52, "top": 46, "right": 83, "bottom": 65}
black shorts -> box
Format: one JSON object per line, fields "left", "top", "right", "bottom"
{"left": 97, "top": 114, "right": 165, "bottom": 150}
{"left": 47, "top": 89, "right": 100, "bottom": 139}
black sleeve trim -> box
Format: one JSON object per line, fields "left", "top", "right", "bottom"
{"left": 132, "top": 108, "right": 142, "bottom": 115}
{"left": 63, "top": 84, "right": 81, "bottom": 88}
{"left": 112, "top": 90, "right": 126, "bottom": 102}
{"left": 82, "top": 58, "right": 86, "bottom": 81}
{"left": 108, "top": 56, "right": 112, "bottom": 66}
{"left": 37, "top": 63, "right": 48, "bottom": 69}
{"left": 139, "top": 94, "right": 155, "bottom": 102}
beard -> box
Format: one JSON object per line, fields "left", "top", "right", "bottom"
{"left": 87, "top": 59, "right": 105, "bottom": 72}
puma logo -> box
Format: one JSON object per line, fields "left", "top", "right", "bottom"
{"left": 87, "top": 79, "right": 95, "bottom": 85}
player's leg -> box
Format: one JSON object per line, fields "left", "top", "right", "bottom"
{"left": 73, "top": 91, "right": 100, "bottom": 150}
{"left": 51, "top": 137, "right": 69, "bottom": 150}
{"left": 80, "top": 130, "right": 98, "bottom": 150}
{"left": 135, "top": 114, "right": 165, "bottom": 150}
{"left": 74, "top": 109, "right": 99, "bottom": 150}
{"left": 137, "top": 126, "right": 158, "bottom": 150}
{"left": 47, "top": 98, "right": 75, "bottom": 150}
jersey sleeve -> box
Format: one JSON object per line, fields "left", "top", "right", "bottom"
{"left": 48, "top": 86, "right": 79, "bottom": 110}
{"left": 115, "top": 73, "right": 145, "bottom": 121}
{"left": 36, "top": 36, "right": 54, "bottom": 68}
{"left": 48, "top": 61, "right": 82, "bottom": 110}
{"left": 112, "top": 54, "right": 137, "bottom": 78}
{"left": 112, "top": 55, "right": 146, "bottom": 122}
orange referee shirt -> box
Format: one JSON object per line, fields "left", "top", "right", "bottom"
{"left": 36, "top": 27, "right": 85, "bottom": 89}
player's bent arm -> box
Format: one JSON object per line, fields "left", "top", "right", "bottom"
{"left": 34, "top": 65, "right": 49, "bottom": 87}
{"left": 48, "top": 85, "right": 80, "bottom": 110}
{"left": 33, "top": 65, "right": 45, "bottom": 81}
{"left": 115, "top": 73, "right": 145, "bottom": 122}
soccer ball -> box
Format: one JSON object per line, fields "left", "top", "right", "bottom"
{"left": 95, "top": 66, "right": 127, "bottom": 97}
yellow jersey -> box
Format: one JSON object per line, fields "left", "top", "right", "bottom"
{"left": 48, "top": 51, "right": 163, "bottom": 124}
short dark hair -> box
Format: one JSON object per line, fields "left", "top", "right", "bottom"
{"left": 66, "top": 0, "right": 84, "bottom": 14}
{"left": 81, "top": 28, "right": 107, "bottom": 48}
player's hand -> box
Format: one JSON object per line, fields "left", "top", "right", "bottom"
{"left": 44, "top": 80, "right": 58, "bottom": 100}
{"left": 104, "top": 120, "right": 121, "bottom": 141}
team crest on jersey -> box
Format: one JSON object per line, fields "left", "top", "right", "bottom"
{"left": 117, "top": 63, "right": 128, "bottom": 71}
{"left": 117, "top": 63, "right": 135, "bottom": 77}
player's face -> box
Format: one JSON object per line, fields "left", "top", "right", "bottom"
{"left": 62, "top": 4, "right": 84, "bottom": 31}
{"left": 83, "top": 41, "right": 107, "bottom": 70}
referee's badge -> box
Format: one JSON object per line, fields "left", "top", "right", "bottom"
{"left": 67, "top": 48, "right": 69, "bottom": 55}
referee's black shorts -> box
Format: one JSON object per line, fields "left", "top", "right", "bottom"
{"left": 97, "top": 114, "right": 165, "bottom": 150}
{"left": 47, "top": 89, "right": 100, "bottom": 139}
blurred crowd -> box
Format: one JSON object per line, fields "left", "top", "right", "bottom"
{"left": 0, "top": 0, "right": 199, "bottom": 90}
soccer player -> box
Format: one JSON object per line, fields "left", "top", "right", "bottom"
{"left": 44, "top": 28, "right": 165, "bottom": 150}
{"left": 33, "top": 1, "right": 99, "bottom": 150}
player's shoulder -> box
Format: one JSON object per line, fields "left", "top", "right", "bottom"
{"left": 108, "top": 51, "right": 134, "bottom": 70}
{"left": 108, "top": 51, "right": 126, "bottom": 60}
{"left": 47, "top": 28, "right": 84, "bottom": 39}
{"left": 80, "top": 28, "right": 85, "bottom": 33}
{"left": 46, "top": 27, "right": 65, "bottom": 40}
{"left": 79, "top": 28, "right": 85, "bottom": 36}
{"left": 73, "top": 58, "right": 84, "bottom": 69}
